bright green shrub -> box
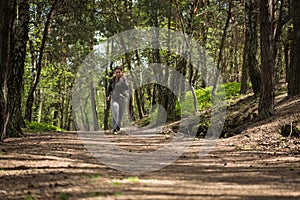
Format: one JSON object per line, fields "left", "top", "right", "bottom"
{"left": 177, "top": 82, "right": 241, "bottom": 116}
{"left": 25, "top": 121, "right": 64, "bottom": 132}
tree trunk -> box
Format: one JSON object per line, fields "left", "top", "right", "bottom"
{"left": 52, "top": 73, "right": 61, "bottom": 126}
{"left": 285, "top": 27, "right": 292, "bottom": 84}
{"left": 241, "top": 0, "right": 261, "bottom": 95}
{"left": 134, "top": 50, "right": 144, "bottom": 119}
{"left": 212, "top": 1, "right": 232, "bottom": 96}
{"left": 0, "top": 0, "right": 12, "bottom": 142}
{"left": 104, "top": 67, "right": 112, "bottom": 130}
{"left": 134, "top": 89, "right": 143, "bottom": 119}
{"left": 88, "top": 6, "right": 99, "bottom": 131}
{"left": 258, "top": 0, "right": 275, "bottom": 118}
{"left": 288, "top": 0, "right": 300, "bottom": 96}
{"left": 5, "top": 0, "right": 29, "bottom": 137}
{"left": 150, "top": 2, "right": 166, "bottom": 122}
{"left": 240, "top": 59, "right": 249, "bottom": 94}
{"left": 37, "top": 88, "right": 43, "bottom": 123}
{"left": 274, "top": 0, "right": 291, "bottom": 83}
{"left": 217, "top": 2, "right": 232, "bottom": 73}
{"left": 89, "top": 79, "right": 99, "bottom": 131}
{"left": 163, "top": 1, "right": 177, "bottom": 119}
{"left": 241, "top": 0, "right": 251, "bottom": 94}
{"left": 103, "top": 39, "right": 114, "bottom": 130}
{"left": 66, "top": 104, "right": 72, "bottom": 131}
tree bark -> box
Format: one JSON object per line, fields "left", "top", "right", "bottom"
{"left": 103, "top": 38, "right": 114, "bottom": 130}
{"left": 7, "top": 0, "right": 30, "bottom": 137}
{"left": 258, "top": 0, "right": 275, "bottom": 118}
{"left": 134, "top": 50, "right": 144, "bottom": 119}
{"left": 0, "top": 0, "right": 12, "bottom": 142}
{"left": 134, "top": 89, "right": 143, "bottom": 119}
{"left": 288, "top": 0, "right": 300, "bottom": 96}
{"left": 241, "top": 0, "right": 261, "bottom": 95}
{"left": 216, "top": 2, "right": 232, "bottom": 73}
{"left": 88, "top": 4, "right": 99, "bottom": 131}
{"left": 274, "top": 0, "right": 291, "bottom": 83}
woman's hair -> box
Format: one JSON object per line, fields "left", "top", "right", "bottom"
{"left": 114, "top": 66, "right": 123, "bottom": 71}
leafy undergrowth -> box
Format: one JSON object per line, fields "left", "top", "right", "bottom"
{"left": 193, "top": 81, "right": 299, "bottom": 139}
{"left": 177, "top": 82, "right": 242, "bottom": 117}
{"left": 138, "top": 82, "right": 243, "bottom": 129}
{"left": 24, "top": 121, "right": 64, "bottom": 133}
{"left": 176, "top": 82, "right": 247, "bottom": 137}
{"left": 167, "top": 81, "right": 300, "bottom": 141}
{"left": 131, "top": 81, "right": 300, "bottom": 142}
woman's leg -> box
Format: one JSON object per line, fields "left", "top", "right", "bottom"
{"left": 117, "top": 98, "right": 126, "bottom": 130}
{"left": 111, "top": 100, "right": 119, "bottom": 131}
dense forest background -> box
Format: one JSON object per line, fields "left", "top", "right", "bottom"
{"left": 1, "top": 0, "right": 300, "bottom": 141}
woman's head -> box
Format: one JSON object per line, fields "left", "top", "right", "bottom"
{"left": 114, "top": 66, "right": 123, "bottom": 78}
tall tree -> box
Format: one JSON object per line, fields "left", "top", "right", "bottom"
{"left": 7, "top": 0, "right": 30, "bottom": 137}
{"left": 0, "top": 0, "right": 12, "bottom": 141}
{"left": 288, "top": 0, "right": 300, "bottom": 95}
{"left": 258, "top": 0, "right": 275, "bottom": 118}
{"left": 241, "top": 0, "right": 261, "bottom": 95}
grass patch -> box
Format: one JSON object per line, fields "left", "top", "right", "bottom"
{"left": 88, "top": 173, "right": 101, "bottom": 179}
{"left": 24, "top": 121, "right": 64, "bottom": 132}
{"left": 24, "top": 195, "right": 37, "bottom": 200}
{"left": 59, "top": 192, "right": 70, "bottom": 200}
{"left": 112, "top": 180, "right": 122, "bottom": 187}
{"left": 223, "top": 81, "right": 242, "bottom": 99}
{"left": 124, "top": 176, "right": 139, "bottom": 183}
{"left": 114, "top": 192, "right": 123, "bottom": 196}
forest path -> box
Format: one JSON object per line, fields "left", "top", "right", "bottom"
{"left": 1, "top": 130, "right": 300, "bottom": 200}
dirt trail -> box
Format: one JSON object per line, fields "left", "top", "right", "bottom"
{"left": 0, "top": 131, "right": 299, "bottom": 200}
{"left": 1, "top": 94, "right": 300, "bottom": 199}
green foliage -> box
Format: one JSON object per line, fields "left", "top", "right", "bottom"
{"left": 25, "top": 121, "right": 64, "bottom": 132}
{"left": 24, "top": 195, "right": 37, "bottom": 200}
{"left": 19, "top": 0, "right": 277, "bottom": 133}
{"left": 59, "top": 193, "right": 70, "bottom": 200}
{"left": 176, "top": 82, "right": 241, "bottom": 137}
{"left": 124, "top": 176, "right": 139, "bottom": 183}
{"left": 114, "top": 192, "right": 123, "bottom": 197}
{"left": 197, "top": 120, "right": 211, "bottom": 137}
{"left": 176, "top": 87, "right": 212, "bottom": 117}
{"left": 177, "top": 82, "right": 241, "bottom": 116}
{"left": 112, "top": 180, "right": 122, "bottom": 187}
{"left": 88, "top": 174, "right": 101, "bottom": 179}
{"left": 20, "top": 0, "right": 248, "bottom": 132}
{"left": 222, "top": 82, "right": 242, "bottom": 99}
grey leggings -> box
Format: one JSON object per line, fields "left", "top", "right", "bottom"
{"left": 111, "top": 96, "right": 126, "bottom": 130}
